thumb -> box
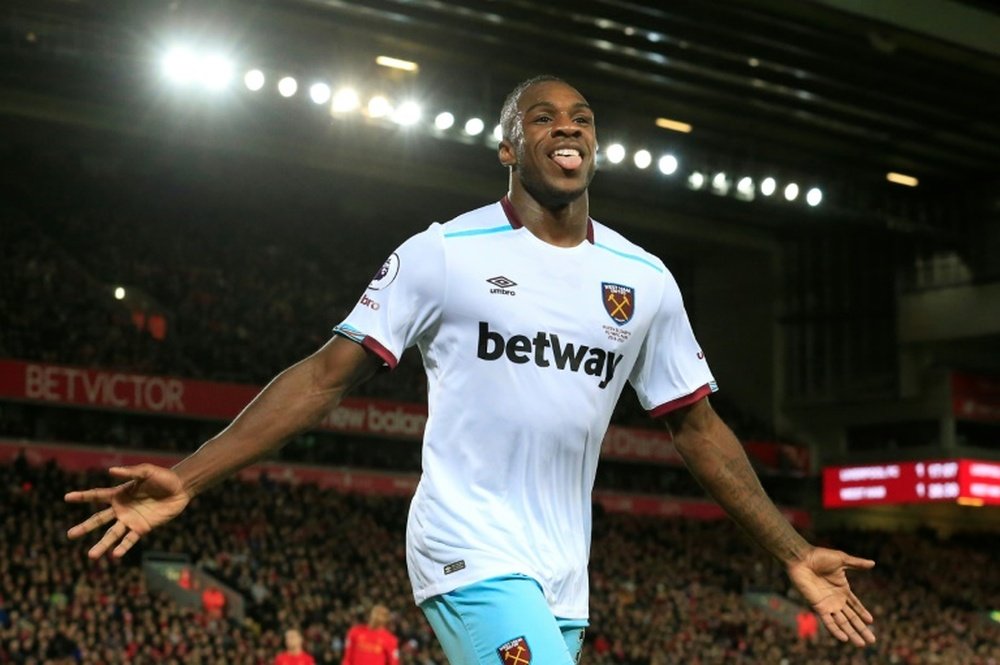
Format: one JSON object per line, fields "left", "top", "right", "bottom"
{"left": 108, "top": 464, "right": 158, "bottom": 481}
{"left": 842, "top": 554, "right": 875, "bottom": 570}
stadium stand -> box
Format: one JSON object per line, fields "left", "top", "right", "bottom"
{"left": 2, "top": 457, "right": 997, "bottom": 664}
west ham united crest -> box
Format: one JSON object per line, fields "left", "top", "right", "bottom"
{"left": 497, "top": 636, "right": 531, "bottom": 665}
{"left": 602, "top": 282, "right": 634, "bottom": 325}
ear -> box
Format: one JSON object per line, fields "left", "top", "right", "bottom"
{"left": 498, "top": 139, "right": 517, "bottom": 168}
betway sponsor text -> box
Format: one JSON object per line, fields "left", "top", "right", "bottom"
{"left": 476, "top": 321, "right": 623, "bottom": 389}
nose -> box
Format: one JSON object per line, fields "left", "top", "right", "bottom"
{"left": 551, "top": 111, "right": 582, "bottom": 137}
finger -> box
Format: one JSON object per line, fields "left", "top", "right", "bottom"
{"left": 831, "top": 610, "right": 866, "bottom": 647}
{"left": 89, "top": 521, "right": 127, "bottom": 560}
{"left": 843, "top": 606, "right": 876, "bottom": 644}
{"left": 108, "top": 464, "right": 157, "bottom": 481}
{"left": 66, "top": 508, "right": 115, "bottom": 540}
{"left": 64, "top": 487, "right": 117, "bottom": 503}
{"left": 821, "top": 611, "right": 849, "bottom": 643}
{"left": 112, "top": 530, "right": 142, "bottom": 559}
{"left": 847, "top": 591, "right": 874, "bottom": 624}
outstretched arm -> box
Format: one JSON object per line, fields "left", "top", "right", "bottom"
{"left": 172, "top": 336, "right": 378, "bottom": 497}
{"left": 664, "top": 397, "right": 876, "bottom": 647}
{"left": 66, "top": 336, "right": 380, "bottom": 559}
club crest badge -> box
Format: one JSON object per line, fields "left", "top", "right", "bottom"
{"left": 602, "top": 282, "right": 634, "bottom": 325}
{"left": 497, "top": 636, "right": 531, "bottom": 665}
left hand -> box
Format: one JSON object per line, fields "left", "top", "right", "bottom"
{"left": 787, "top": 546, "right": 877, "bottom": 647}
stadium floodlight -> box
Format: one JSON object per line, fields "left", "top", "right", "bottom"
{"left": 162, "top": 47, "right": 198, "bottom": 84}
{"left": 687, "top": 171, "right": 705, "bottom": 190}
{"left": 464, "top": 117, "right": 485, "bottom": 136}
{"left": 434, "top": 112, "right": 455, "bottom": 130}
{"left": 244, "top": 69, "right": 265, "bottom": 91}
{"left": 393, "top": 100, "right": 422, "bottom": 126}
{"left": 199, "top": 54, "right": 234, "bottom": 90}
{"left": 309, "top": 83, "right": 331, "bottom": 105}
{"left": 277, "top": 76, "right": 298, "bottom": 98}
{"left": 887, "top": 171, "right": 918, "bottom": 187}
{"left": 806, "top": 187, "right": 823, "bottom": 207}
{"left": 760, "top": 176, "right": 777, "bottom": 196}
{"left": 657, "top": 154, "right": 678, "bottom": 175}
{"left": 375, "top": 55, "right": 419, "bottom": 72}
{"left": 784, "top": 182, "right": 800, "bottom": 201}
{"left": 633, "top": 149, "right": 652, "bottom": 169}
{"left": 493, "top": 124, "right": 503, "bottom": 142}
{"left": 114, "top": 286, "right": 126, "bottom": 300}
{"left": 605, "top": 143, "right": 626, "bottom": 164}
{"left": 367, "top": 95, "right": 393, "bottom": 118}
{"left": 711, "top": 172, "right": 729, "bottom": 195}
{"left": 734, "top": 176, "right": 755, "bottom": 201}
{"left": 655, "top": 117, "right": 692, "bottom": 133}
{"left": 331, "top": 87, "right": 360, "bottom": 113}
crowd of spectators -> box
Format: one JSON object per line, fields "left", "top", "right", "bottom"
{"left": 1, "top": 151, "right": 426, "bottom": 401}
{"left": 2, "top": 456, "right": 997, "bottom": 665}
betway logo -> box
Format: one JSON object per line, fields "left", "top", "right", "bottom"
{"left": 477, "top": 321, "right": 623, "bottom": 389}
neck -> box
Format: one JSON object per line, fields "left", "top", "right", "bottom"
{"left": 507, "top": 183, "right": 590, "bottom": 248}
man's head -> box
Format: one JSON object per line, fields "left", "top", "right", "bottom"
{"left": 498, "top": 75, "right": 597, "bottom": 208}
{"left": 284, "top": 629, "right": 303, "bottom": 652}
{"left": 368, "top": 604, "right": 390, "bottom": 628}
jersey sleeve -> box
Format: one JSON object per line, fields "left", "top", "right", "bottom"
{"left": 333, "top": 225, "right": 445, "bottom": 368}
{"left": 629, "top": 268, "right": 717, "bottom": 417}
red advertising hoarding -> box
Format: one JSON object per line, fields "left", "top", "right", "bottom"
{"left": 823, "top": 459, "right": 1000, "bottom": 508}
{"left": 0, "top": 359, "right": 809, "bottom": 472}
{"left": 0, "top": 440, "right": 811, "bottom": 526}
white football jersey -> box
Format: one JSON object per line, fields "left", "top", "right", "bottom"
{"left": 334, "top": 198, "right": 716, "bottom": 619}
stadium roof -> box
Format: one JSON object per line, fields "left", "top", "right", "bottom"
{"left": 1, "top": 0, "right": 997, "bottom": 240}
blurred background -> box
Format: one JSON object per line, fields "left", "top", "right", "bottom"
{"left": 0, "top": 0, "right": 998, "bottom": 663}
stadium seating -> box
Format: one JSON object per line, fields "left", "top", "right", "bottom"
{"left": 2, "top": 458, "right": 997, "bottom": 664}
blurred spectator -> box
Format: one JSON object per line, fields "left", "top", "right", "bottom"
{"left": 276, "top": 628, "right": 315, "bottom": 665}
{"left": 201, "top": 585, "right": 226, "bottom": 620}
{"left": 796, "top": 609, "right": 818, "bottom": 642}
{"left": 342, "top": 605, "right": 398, "bottom": 665}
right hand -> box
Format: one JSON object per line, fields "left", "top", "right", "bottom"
{"left": 65, "top": 464, "right": 192, "bottom": 559}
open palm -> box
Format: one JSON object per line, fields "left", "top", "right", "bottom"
{"left": 66, "top": 464, "right": 192, "bottom": 559}
{"left": 788, "top": 546, "right": 876, "bottom": 647}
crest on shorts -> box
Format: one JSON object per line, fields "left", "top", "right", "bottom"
{"left": 602, "top": 282, "right": 634, "bottom": 325}
{"left": 497, "top": 636, "right": 531, "bottom": 665}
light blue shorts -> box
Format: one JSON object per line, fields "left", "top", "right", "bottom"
{"left": 420, "top": 574, "right": 587, "bottom": 665}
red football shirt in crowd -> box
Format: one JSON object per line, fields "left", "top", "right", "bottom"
{"left": 342, "top": 624, "right": 399, "bottom": 665}
{"left": 796, "top": 610, "right": 819, "bottom": 641}
{"left": 200, "top": 586, "right": 226, "bottom": 619}
{"left": 275, "top": 650, "right": 315, "bottom": 665}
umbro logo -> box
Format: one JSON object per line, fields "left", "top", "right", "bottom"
{"left": 487, "top": 275, "right": 517, "bottom": 288}
{"left": 487, "top": 275, "right": 517, "bottom": 296}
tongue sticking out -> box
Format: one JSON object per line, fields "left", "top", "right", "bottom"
{"left": 552, "top": 153, "right": 583, "bottom": 171}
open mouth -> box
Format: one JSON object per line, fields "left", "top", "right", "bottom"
{"left": 550, "top": 148, "right": 583, "bottom": 171}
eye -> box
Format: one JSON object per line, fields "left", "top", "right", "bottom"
{"left": 533, "top": 114, "right": 552, "bottom": 123}
{"left": 575, "top": 116, "right": 593, "bottom": 125}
